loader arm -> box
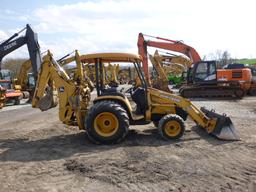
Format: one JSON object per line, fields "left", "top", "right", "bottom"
{"left": 149, "top": 87, "right": 239, "bottom": 140}
{"left": 32, "top": 50, "right": 91, "bottom": 129}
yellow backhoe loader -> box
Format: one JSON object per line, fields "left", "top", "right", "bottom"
{"left": 32, "top": 51, "right": 239, "bottom": 144}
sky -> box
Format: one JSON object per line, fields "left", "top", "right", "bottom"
{"left": 0, "top": 0, "right": 256, "bottom": 60}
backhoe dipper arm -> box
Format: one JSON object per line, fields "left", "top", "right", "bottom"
{"left": 32, "top": 51, "right": 73, "bottom": 111}
{"left": 32, "top": 50, "right": 91, "bottom": 129}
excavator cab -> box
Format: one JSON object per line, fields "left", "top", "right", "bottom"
{"left": 187, "top": 61, "right": 217, "bottom": 84}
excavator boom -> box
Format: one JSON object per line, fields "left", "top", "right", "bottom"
{"left": 137, "top": 33, "right": 201, "bottom": 81}
{"left": 0, "top": 24, "right": 41, "bottom": 79}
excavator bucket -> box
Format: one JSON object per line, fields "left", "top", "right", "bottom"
{"left": 201, "top": 107, "right": 240, "bottom": 141}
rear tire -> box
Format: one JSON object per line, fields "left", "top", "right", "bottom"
{"left": 158, "top": 114, "right": 185, "bottom": 140}
{"left": 85, "top": 101, "right": 129, "bottom": 144}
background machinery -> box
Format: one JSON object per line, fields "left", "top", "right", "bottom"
{"left": 104, "top": 63, "right": 120, "bottom": 87}
{"left": 32, "top": 51, "right": 239, "bottom": 144}
{"left": 137, "top": 33, "right": 200, "bottom": 83}
{"left": 0, "top": 69, "right": 23, "bottom": 105}
{"left": 0, "top": 24, "right": 42, "bottom": 106}
{"left": 222, "top": 63, "right": 256, "bottom": 96}
{"left": 153, "top": 52, "right": 191, "bottom": 85}
{"left": 138, "top": 33, "right": 252, "bottom": 98}
{"left": 148, "top": 51, "right": 172, "bottom": 92}
{"left": 58, "top": 50, "right": 94, "bottom": 92}
{"left": 180, "top": 61, "right": 250, "bottom": 98}
{"left": 0, "top": 24, "right": 41, "bottom": 80}
{"left": 148, "top": 50, "right": 191, "bottom": 92}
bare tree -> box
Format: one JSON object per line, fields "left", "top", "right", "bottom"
{"left": 207, "top": 50, "right": 233, "bottom": 68}
{"left": 2, "top": 58, "right": 27, "bottom": 78}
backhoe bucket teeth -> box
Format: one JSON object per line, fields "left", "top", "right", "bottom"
{"left": 201, "top": 107, "right": 240, "bottom": 141}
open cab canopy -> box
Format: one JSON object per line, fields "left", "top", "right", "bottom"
{"left": 80, "top": 53, "right": 142, "bottom": 64}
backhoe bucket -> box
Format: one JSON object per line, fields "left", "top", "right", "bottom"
{"left": 201, "top": 107, "right": 240, "bottom": 141}
{"left": 38, "top": 87, "right": 58, "bottom": 111}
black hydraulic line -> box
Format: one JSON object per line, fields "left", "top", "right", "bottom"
{"left": 95, "top": 58, "right": 100, "bottom": 96}
{"left": 157, "top": 50, "right": 178, "bottom": 57}
{"left": 134, "top": 61, "right": 148, "bottom": 109}
{"left": 40, "top": 50, "right": 48, "bottom": 56}
{"left": 0, "top": 26, "right": 26, "bottom": 45}
{"left": 57, "top": 51, "right": 75, "bottom": 62}
{"left": 99, "top": 60, "right": 104, "bottom": 93}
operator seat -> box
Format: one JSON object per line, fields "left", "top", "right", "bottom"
{"left": 131, "top": 87, "right": 147, "bottom": 115}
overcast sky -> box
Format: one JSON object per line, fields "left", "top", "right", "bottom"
{"left": 0, "top": 0, "right": 255, "bottom": 60}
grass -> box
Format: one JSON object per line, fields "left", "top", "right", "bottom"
{"left": 235, "top": 58, "right": 256, "bottom": 65}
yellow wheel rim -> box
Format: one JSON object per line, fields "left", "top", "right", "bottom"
{"left": 164, "top": 120, "right": 181, "bottom": 137}
{"left": 94, "top": 112, "right": 119, "bottom": 137}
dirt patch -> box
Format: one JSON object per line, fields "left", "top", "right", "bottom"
{"left": 0, "top": 97, "right": 256, "bottom": 191}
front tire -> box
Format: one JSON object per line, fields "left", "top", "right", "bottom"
{"left": 85, "top": 101, "right": 129, "bottom": 144}
{"left": 158, "top": 114, "right": 185, "bottom": 140}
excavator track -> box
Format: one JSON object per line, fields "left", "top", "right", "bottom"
{"left": 179, "top": 83, "right": 245, "bottom": 99}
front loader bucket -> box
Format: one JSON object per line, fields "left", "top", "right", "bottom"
{"left": 201, "top": 107, "right": 240, "bottom": 141}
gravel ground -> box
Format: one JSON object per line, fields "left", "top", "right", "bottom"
{"left": 0, "top": 96, "right": 255, "bottom": 192}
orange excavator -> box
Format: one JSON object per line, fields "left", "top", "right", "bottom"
{"left": 137, "top": 33, "right": 250, "bottom": 98}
